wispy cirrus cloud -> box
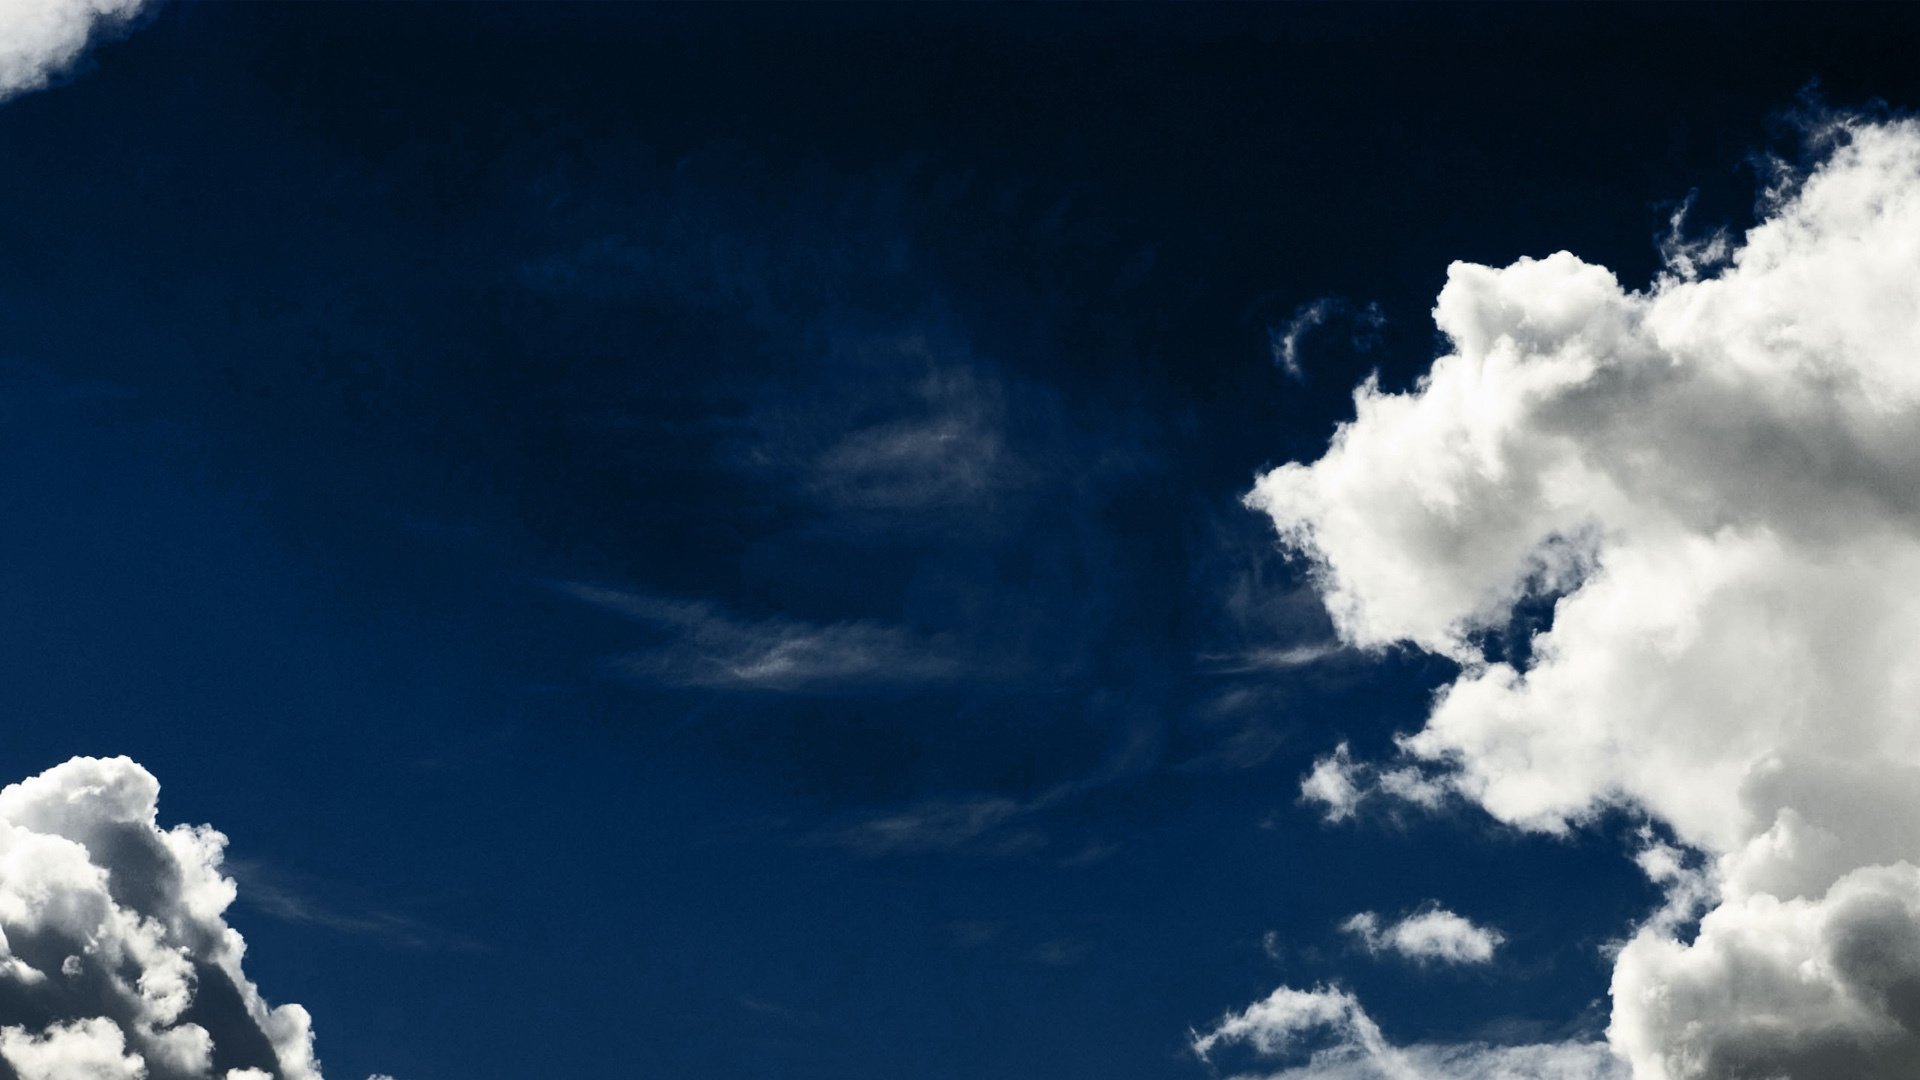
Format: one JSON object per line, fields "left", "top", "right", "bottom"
{"left": 825, "top": 710, "right": 1158, "bottom": 856}
{"left": 1197, "top": 642, "right": 1343, "bottom": 675}
{"left": 559, "top": 582, "right": 962, "bottom": 693}
{"left": 227, "top": 859, "right": 480, "bottom": 954}
{"left": 785, "top": 354, "right": 1021, "bottom": 517}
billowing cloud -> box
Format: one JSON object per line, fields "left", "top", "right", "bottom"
{"left": 1191, "top": 984, "right": 1623, "bottom": 1080}
{"left": 1340, "top": 907, "right": 1503, "bottom": 966}
{"left": 0, "top": 755, "right": 340, "bottom": 1079}
{"left": 0, "top": 0, "right": 147, "bottom": 102}
{"left": 1240, "top": 117, "right": 1920, "bottom": 1077}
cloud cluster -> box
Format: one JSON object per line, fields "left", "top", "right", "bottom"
{"left": 1340, "top": 907, "right": 1503, "bottom": 966}
{"left": 0, "top": 0, "right": 146, "bottom": 102}
{"left": 0, "top": 755, "right": 330, "bottom": 1079}
{"left": 1240, "top": 117, "right": 1920, "bottom": 1077}
{"left": 1192, "top": 984, "right": 1621, "bottom": 1080}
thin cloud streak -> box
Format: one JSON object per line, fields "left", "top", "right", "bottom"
{"left": 559, "top": 582, "right": 963, "bottom": 693}
{"left": 227, "top": 859, "right": 483, "bottom": 954}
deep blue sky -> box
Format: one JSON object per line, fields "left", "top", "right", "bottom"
{"left": 4, "top": 5, "right": 1920, "bottom": 1078}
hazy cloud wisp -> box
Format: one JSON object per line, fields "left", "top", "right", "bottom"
{"left": 561, "top": 583, "right": 961, "bottom": 693}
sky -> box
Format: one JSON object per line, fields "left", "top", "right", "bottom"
{"left": 4, "top": 4, "right": 1920, "bottom": 1080}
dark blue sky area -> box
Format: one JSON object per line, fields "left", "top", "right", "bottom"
{"left": 4, "top": 6, "right": 1919, "bottom": 1079}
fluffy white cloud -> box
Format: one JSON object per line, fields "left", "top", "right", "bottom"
{"left": 1299, "top": 742, "right": 1447, "bottom": 822}
{"left": 1298, "top": 743, "right": 1365, "bottom": 822}
{"left": 0, "top": 755, "right": 337, "bottom": 1079}
{"left": 1244, "top": 117, "right": 1920, "bottom": 1077}
{"left": 1192, "top": 984, "right": 1623, "bottom": 1080}
{"left": 1340, "top": 907, "right": 1503, "bottom": 966}
{"left": 0, "top": 1018, "right": 144, "bottom": 1080}
{"left": 0, "top": 0, "right": 147, "bottom": 102}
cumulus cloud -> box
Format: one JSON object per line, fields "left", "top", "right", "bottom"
{"left": 1242, "top": 117, "right": 1920, "bottom": 1077}
{"left": 1191, "top": 984, "right": 1622, "bottom": 1080}
{"left": 0, "top": 0, "right": 147, "bottom": 102}
{"left": 1340, "top": 907, "right": 1503, "bottom": 966}
{"left": 1298, "top": 743, "right": 1365, "bottom": 823}
{"left": 1298, "top": 743, "right": 1447, "bottom": 823}
{"left": 0, "top": 755, "right": 340, "bottom": 1079}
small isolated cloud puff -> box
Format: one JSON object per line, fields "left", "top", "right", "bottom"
{"left": 1299, "top": 743, "right": 1365, "bottom": 822}
{"left": 1192, "top": 984, "right": 1622, "bottom": 1080}
{"left": 0, "top": 755, "right": 349, "bottom": 1080}
{"left": 1298, "top": 743, "right": 1446, "bottom": 823}
{"left": 1340, "top": 907, "right": 1503, "bottom": 966}
{"left": 1248, "top": 117, "right": 1920, "bottom": 1077}
{"left": 0, "top": 0, "right": 147, "bottom": 101}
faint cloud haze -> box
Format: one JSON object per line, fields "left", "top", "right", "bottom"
{"left": 226, "top": 860, "right": 479, "bottom": 954}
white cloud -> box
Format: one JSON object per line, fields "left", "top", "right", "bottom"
{"left": 1191, "top": 984, "right": 1623, "bottom": 1080}
{"left": 0, "top": 1018, "right": 145, "bottom": 1080}
{"left": 1299, "top": 743, "right": 1365, "bottom": 823}
{"left": 0, "top": 0, "right": 146, "bottom": 102}
{"left": 1298, "top": 744, "right": 1447, "bottom": 822}
{"left": 1340, "top": 907, "right": 1503, "bottom": 966}
{"left": 1246, "top": 117, "right": 1920, "bottom": 1077}
{"left": 0, "top": 755, "right": 356, "bottom": 1079}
